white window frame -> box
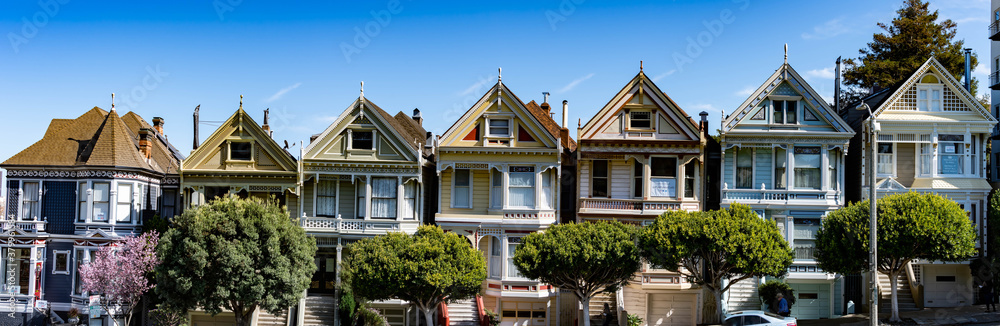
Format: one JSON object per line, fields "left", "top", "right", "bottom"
{"left": 349, "top": 129, "right": 375, "bottom": 151}
{"left": 92, "top": 182, "right": 111, "bottom": 223}
{"left": 771, "top": 98, "right": 800, "bottom": 124}
{"left": 734, "top": 147, "right": 754, "bottom": 189}
{"left": 355, "top": 181, "right": 367, "bottom": 218}
{"left": 486, "top": 118, "right": 512, "bottom": 138}
{"left": 317, "top": 180, "right": 338, "bottom": 217}
{"left": 489, "top": 236, "right": 501, "bottom": 279}
{"left": 52, "top": 250, "right": 71, "bottom": 275}
{"left": 628, "top": 111, "right": 653, "bottom": 130}
{"left": 632, "top": 159, "right": 644, "bottom": 198}
{"left": 792, "top": 146, "right": 822, "bottom": 190}
{"left": 19, "top": 181, "right": 41, "bottom": 221}
{"left": 490, "top": 168, "right": 503, "bottom": 209}
{"left": 72, "top": 247, "right": 100, "bottom": 296}
{"left": 683, "top": 160, "right": 698, "bottom": 198}
{"left": 876, "top": 142, "right": 895, "bottom": 177}
{"left": 370, "top": 177, "right": 398, "bottom": 219}
{"left": 916, "top": 83, "right": 943, "bottom": 112}
{"left": 227, "top": 140, "right": 254, "bottom": 162}
{"left": 649, "top": 156, "right": 678, "bottom": 198}
{"left": 452, "top": 169, "right": 473, "bottom": 209}
{"left": 116, "top": 182, "right": 134, "bottom": 223}
{"left": 937, "top": 134, "right": 968, "bottom": 176}
{"left": 775, "top": 147, "right": 788, "bottom": 190}
{"left": 1, "top": 246, "right": 40, "bottom": 296}
{"left": 506, "top": 237, "right": 525, "bottom": 280}
{"left": 591, "top": 160, "right": 609, "bottom": 198}
{"left": 507, "top": 166, "right": 536, "bottom": 209}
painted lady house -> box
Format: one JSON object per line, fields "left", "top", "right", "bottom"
{"left": 435, "top": 71, "right": 574, "bottom": 326}
{"left": 719, "top": 57, "right": 854, "bottom": 319}
{"left": 575, "top": 67, "right": 715, "bottom": 326}
{"left": 1, "top": 104, "right": 183, "bottom": 325}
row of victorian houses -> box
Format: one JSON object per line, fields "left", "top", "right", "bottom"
{"left": 0, "top": 55, "right": 994, "bottom": 326}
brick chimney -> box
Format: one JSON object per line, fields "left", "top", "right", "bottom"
{"left": 152, "top": 117, "right": 165, "bottom": 135}
{"left": 541, "top": 92, "right": 551, "bottom": 118}
{"left": 138, "top": 128, "right": 153, "bottom": 159}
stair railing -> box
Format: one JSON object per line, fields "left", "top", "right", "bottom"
{"left": 476, "top": 295, "right": 488, "bottom": 326}
{"left": 904, "top": 262, "right": 923, "bottom": 309}
{"left": 440, "top": 301, "right": 449, "bottom": 326}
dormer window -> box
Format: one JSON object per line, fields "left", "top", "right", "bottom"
{"left": 629, "top": 111, "right": 652, "bottom": 129}
{"left": 229, "top": 142, "right": 252, "bottom": 161}
{"left": 773, "top": 100, "right": 797, "bottom": 124}
{"left": 488, "top": 119, "right": 510, "bottom": 137}
{"left": 917, "top": 74, "right": 942, "bottom": 111}
{"left": 352, "top": 131, "right": 374, "bottom": 150}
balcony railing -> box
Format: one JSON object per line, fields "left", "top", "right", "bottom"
{"left": 300, "top": 217, "right": 418, "bottom": 235}
{"left": 579, "top": 198, "right": 688, "bottom": 215}
{"left": 722, "top": 189, "right": 839, "bottom": 204}
{"left": 1, "top": 220, "right": 46, "bottom": 233}
{"left": 991, "top": 71, "right": 1000, "bottom": 90}
{"left": 990, "top": 20, "right": 1000, "bottom": 40}
{"left": 794, "top": 247, "right": 816, "bottom": 260}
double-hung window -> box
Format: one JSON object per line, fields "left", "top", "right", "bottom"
{"left": 453, "top": 169, "right": 471, "bottom": 208}
{"left": 793, "top": 147, "right": 821, "bottom": 189}
{"left": 490, "top": 237, "right": 501, "bottom": 278}
{"left": 633, "top": 160, "right": 644, "bottom": 198}
{"left": 508, "top": 167, "right": 535, "bottom": 208}
{"left": 116, "top": 183, "right": 134, "bottom": 223}
{"left": 370, "top": 177, "right": 397, "bottom": 219}
{"left": 877, "top": 143, "right": 894, "bottom": 175}
{"left": 773, "top": 100, "right": 797, "bottom": 124}
{"left": 828, "top": 149, "right": 839, "bottom": 190}
{"left": 650, "top": 157, "right": 677, "bottom": 197}
{"left": 736, "top": 148, "right": 753, "bottom": 189}
{"left": 1, "top": 248, "right": 30, "bottom": 295}
{"left": 356, "top": 181, "right": 367, "bottom": 217}
{"left": 488, "top": 119, "right": 510, "bottom": 137}
{"left": 507, "top": 237, "right": 523, "bottom": 279}
{"left": 684, "top": 161, "right": 697, "bottom": 198}
{"left": 490, "top": 169, "right": 503, "bottom": 209}
{"left": 402, "top": 180, "right": 417, "bottom": 220}
{"left": 920, "top": 143, "right": 933, "bottom": 176}
{"left": 229, "top": 142, "right": 252, "bottom": 161}
{"left": 93, "top": 183, "right": 110, "bottom": 222}
{"left": 592, "top": 160, "right": 608, "bottom": 197}
{"left": 917, "top": 85, "right": 942, "bottom": 111}
{"left": 19, "top": 182, "right": 39, "bottom": 221}
{"left": 541, "top": 170, "right": 554, "bottom": 209}
{"left": 352, "top": 131, "right": 374, "bottom": 150}
{"left": 938, "top": 134, "right": 965, "bottom": 175}
{"left": 317, "top": 180, "right": 337, "bottom": 217}
{"left": 775, "top": 148, "right": 787, "bottom": 189}
{"left": 629, "top": 111, "right": 652, "bottom": 129}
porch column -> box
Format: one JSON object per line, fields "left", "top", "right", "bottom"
{"left": 364, "top": 175, "right": 372, "bottom": 220}
{"left": 109, "top": 185, "right": 117, "bottom": 227}
{"left": 335, "top": 244, "right": 343, "bottom": 326}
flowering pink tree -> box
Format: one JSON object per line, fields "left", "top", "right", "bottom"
{"left": 79, "top": 232, "right": 160, "bottom": 326}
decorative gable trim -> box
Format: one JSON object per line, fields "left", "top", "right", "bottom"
{"left": 183, "top": 108, "right": 298, "bottom": 173}
{"left": 873, "top": 57, "right": 995, "bottom": 121}
{"left": 439, "top": 81, "right": 559, "bottom": 148}
{"left": 579, "top": 71, "right": 701, "bottom": 141}
{"left": 303, "top": 97, "right": 421, "bottom": 162}
{"left": 724, "top": 63, "right": 853, "bottom": 134}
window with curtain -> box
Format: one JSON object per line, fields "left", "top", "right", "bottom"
{"left": 508, "top": 166, "right": 535, "bottom": 208}
{"left": 507, "top": 237, "right": 523, "bottom": 279}
{"left": 20, "top": 182, "right": 39, "bottom": 221}
{"left": 490, "top": 237, "right": 501, "bottom": 278}
{"left": 352, "top": 131, "right": 373, "bottom": 150}
{"left": 920, "top": 143, "right": 933, "bottom": 176}
{"left": 938, "top": 134, "right": 965, "bottom": 175}
{"left": 736, "top": 147, "right": 753, "bottom": 189}
{"left": 592, "top": 160, "right": 608, "bottom": 197}
{"left": 317, "top": 180, "right": 337, "bottom": 217}
{"left": 650, "top": 157, "right": 677, "bottom": 197}
{"left": 828, "top": 149, "right": 839, "bottom": 190}
{"left": 794, "top": 147, "right": 821, "bottom": 189}
{"left": 684, "top": 161, "right": 697, "bottom": 198}
{"left": 116, "top": 183, "right": 133, "bottom": 223}
{"left": 79, "top": 182, "right": 88, "bottom": 221}
{"left": 877, "top": 143, "right": 893, "bottom": 175}
{"left": 490, "top": 169, "right": 502, "bottom": 208}
{"left": 775, "top": 148, "right": 787, "bottom": 189}
{"left": 356, "top": 181, "right": 367, "bottom": 218}
{"left": 402, "top": 180, "right": 416, "bottom": 220}
{"left": 371, "top": 178, "right": 397, "bottom": 219}
{"left": 454, "top": 169, "right": 471, "bottom": 208}
{"left": 633, "top": 160, "right": 644, "bottom": 198}
{"left": 93, "top": 183, "right": 110, "bottom": 222}
{"left": 541, "top": 170, "right": 553, "bottom": 209}
{"left": 1, "top": 248, "right": 30, "bottom": 295}
{"left": 773, "top": 100, "right": 797, "bottom": 124}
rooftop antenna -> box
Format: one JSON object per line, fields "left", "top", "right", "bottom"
{"left": 111, "top": 93, "right": 115, "bottom": 112}
{"left": 360, "top": 81, "right": 364, "bottom": 99}
{"left": 640, "top": 60, "right": 643, "bottom": 71}
{"left": 784, "top": 43, "right": 788, "bottom": 64}
{"left": 498, "top": 67, "right": 502, "bottom": 82}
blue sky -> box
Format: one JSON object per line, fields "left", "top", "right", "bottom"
{"left": 0, "top": 0, "right": 990, "bottom": 167}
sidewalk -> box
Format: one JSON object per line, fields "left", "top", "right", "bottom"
{"left": 798, "top": 305, "right": 1000, "bottom": 326}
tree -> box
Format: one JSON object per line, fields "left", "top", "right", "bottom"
{"left": 637, "top": 204, "right": 793, "bottom": 324}
{"left": 512, "top": 221, "right": 641, "bottom": 326}
{"left": 842, "top": 0, "right": 977, "bottom": 104}
{"left": 155, "top": 195, "right": 317, "bottom": 326}
{"left": 344, "top": 225, "right": 486, "bottom": 326}
{"left": 79, "top": 232, "right": 160, "bottom": 326}
{"left": 990, "top": 190, "right": 1000, "bottom": 258}
{"left": 815, "top": 192, "right": 976, "bottom": 322}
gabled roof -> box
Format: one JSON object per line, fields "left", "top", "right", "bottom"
{"left": 3, "top": 107, "right": 180, "bottom": 175}
{"left": 579, "top": 71, "right": 700, "bottom": 141}
{"left": 525, "top": 101, "right": 576, "bottom": 151}
{"left": 304, "top": 96, "right": 423, "bottom": 161}
{"left": 439, "top": 80, "right": 559, "bottom": 148}
{"left": 183, "top": 107, "right": 297, "bottom": 172}
{"left": 868, "top": 57, "right": 995, "bottom": 122}
{"left": 723, "top": 63, "right": 853, "bottom": 134}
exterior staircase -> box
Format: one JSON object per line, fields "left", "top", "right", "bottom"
{"left": 303, "top": 294, "right": 338, "bottom": 326}
{"left": 726, "top": 277, "right": 762, "bottom": 312}
{"left": 256, "top": 308, "right": 289, "bottom": 326}
{"left": 448, "top": 298, "right": 480, "bottom": 326}
{"left": 588, "top": 292, "right": 619, "bottom": 326}
{"left": 878, "top": 273, "right": 919, "bottom": 312}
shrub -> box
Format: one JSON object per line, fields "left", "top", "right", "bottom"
{"left": 758, "top": 279, "right": 796, "bottom": 313}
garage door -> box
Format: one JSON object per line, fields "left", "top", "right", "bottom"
{"left": 646, "top": 293, "right": 696, "bottom": 326}
{"left": 190, "top": 313, "right": 236, "bottom": 326}
{"left": 791, "top": 283, "right": 830, "bottom": 319}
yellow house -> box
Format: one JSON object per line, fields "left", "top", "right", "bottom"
{"left": 577, "top": 69, "right": 710, "bottom": 326}
{"left": 299, "top": 89, "right": 430, "bottom": 326}
{"left": 436, "top": 73, "right": 571, "bottom": 326}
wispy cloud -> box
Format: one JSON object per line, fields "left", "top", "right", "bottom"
{"left": 265, "top": 82, "right": 302, "bottom": 103}
{"left": 802, "top": 18, "right": 849, "bottom": 40}
{"left": 652, "top": 70, "right": 676, "bottom": 82}
{"left": 458, "top": 77, "right": 493, "bottom": 96}
{"left": 735, "top": 86, "right": 755, "bottom": 97}
{"left": 689, "top": 103, "right": 721, "bottom": 114}
{"left": 558, "top": 73, "right": 595, "bottom": 93}
{"left": 805, "top": 66, "right": 836, "bottom": 80}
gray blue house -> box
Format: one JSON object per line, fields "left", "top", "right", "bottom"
{"left": 720, "top": 59, "right": 854, "bottom": 319}
{"left": 1, "top": 106, "right": 183, "bottom": 325}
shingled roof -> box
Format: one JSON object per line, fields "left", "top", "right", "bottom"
{"left": 525, "top": 100, "right": 577, "bottom": 151}
{"left": 2, "top": 107, "right": 181, "bottom": 176}
{"left": 364, "top": 99, "right": 426, "bottom": 152}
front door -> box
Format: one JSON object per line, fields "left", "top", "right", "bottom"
{"left": 309, "top": 251, "right": 337, "bottom": 294}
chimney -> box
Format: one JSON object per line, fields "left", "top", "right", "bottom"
{"left": 152, "top": 117, "right": 165, "bottom": 136}
{"left": 310, "top": 133, "right": 320, "bottom": 144}
{"left": 262, "top": 108, "right": 272, "bottom": 137}
{"left": 412, "top": 108, "right": 423, "bottom": 126}
{"left": 964, "top": 48, "right": 972, "bottom": 92}
{"left": 699, "top": 111, "right": 709, "bottom": 132}
{"left": 138, "top": 128, "right": 153, "bottom": 159}
{"left": 541, "top": 92, "right": 551, "bottom": 117}
{"left": 835, "top": 57, "right": 842, "bottom": 113}
{"left": 193, "top": 105, "right": 200, "bottom": 150}
{"left": 562, "top": 100, "right": 568, "bottom": 128}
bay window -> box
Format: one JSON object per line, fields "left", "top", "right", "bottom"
{"left": 508, "top": 167, "right": 535, "bottom": 208}
{"left": 507, "top": 237, "right": 523, "bottom": 279}
{"left": 920, "top": 144, "right": 933, "bottom": 175}
{"left": 650, "top": 157, "right": 677, "bottom": 197}
{"left": 828, "top": 149, "right": 839, "bottom": 190}
{"left": 775, "top": 148, "right": 787, "bottom": 189}
{"left": 592, "top": 160, "right": 608, "bottom": 197}
{"left": 490, "top": 237, "right": 501, "bottom": 278}
{"left": 736, "top": 148, "right": 753, "bottom": 189}
{"left": 938, "top": 135, "right": 965, "bottom": 175}
{"left": 317, "top": 180, "right": 337, "bottom": 217}
{"left": 116, "top": 183, "right": 133, "bottom": 223}
{"left": 491, "top": 169, "right": 503, "bottom": 209}
{"left": 93, "top": 183, "right": 110, "bottom": 222}
{"left": 684, "top": 161, "right": 697, "bottom": 198}
{"left": 356, "top": 181, "right": 367, "bottom": 217}
{"left": 633, "top": 160, "right": 644, "bottom": 198}
{"left": 541, "top": 170, "right": 554, "bottom": 209}
{"left": 453, "top": 169, "right": 471, "bottom": 208}
{"left": 402, "top": 180, "right": 417, "bottom": 220}
{"left": 1, "top": 248, "right": 30, "bottom": 295}
{"left": 794, "top": 147, "right": 821, "bottom": 189}
{"left": 370, "top": 178, "right": 398, "bottom": 219}
{"left": 19, "top": 182, "right": 39, "bottom": 221}
{"left": 877, "top": 143, "right": 893, "bottom": 175}
{"left": 79, "top": 183, "right": 88, "bottom": 221}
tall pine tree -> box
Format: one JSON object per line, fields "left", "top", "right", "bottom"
{"left": 842, "top": 0, "right": 977, "bottom": 103}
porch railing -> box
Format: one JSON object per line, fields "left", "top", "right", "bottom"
{"left": 299, "top": 217, "right": 418, "bottom": 234}
{"left": 722, "top": 189, "right": 839, "bottom": 203}
{"left": 794, "top": 247, "right": 816, "bottom": 260}
{"left": 579, "top": 198, "right": 683, "bottom": 214}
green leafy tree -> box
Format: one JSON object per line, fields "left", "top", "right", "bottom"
{"left": 757, "top": 280, "right": 796, "bottom": 313}
{"left": 344, "top": 225, "right": 486, "bottom": 326}
{"left": 155, "top": 195, "right": 317, "bottom": 326}
{"left": 513, "top": 221, "right": 641, "bottom": 326}
{"left": 990, "top": 190, "right": 1000, "bottom": 258}
{"left": 815, "top": 192, "right": 976, "bottom": 322}
{"left": 638, "top": 204, "right": 792, "bottom": 324}
{"left": 842, "top": 0, "right": 978, "bottom": 104}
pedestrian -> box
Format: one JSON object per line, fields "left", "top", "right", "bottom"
{"left": 777, "top": 293, "right": 790, "bottom": 317}
{"left": 602, "top": 303, "right": 612, "bottom": 326}
{"left": 986, "top": 280, "right": 997, "bottom": 312}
